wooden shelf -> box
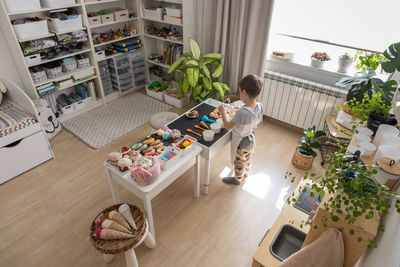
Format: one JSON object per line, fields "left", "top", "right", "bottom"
{"left": 85, "top": 0, "right": 121, "bottom": 5}
{"left": 28, "top": 48, "right": 92, "bottom": 67}
{"left": 56, "top": 75, "right": 97, "bottom": 91}
{"left": 89, "top": 17, "right": 138, "bottom": 29}
{"left": 143, "top": 33, "right": 183, "bottom": 44}
{"left": 7, "top": 3, "right": 82, "bottom": 16}
{"left": 34, "top": 66, "right": 95, "bottom": 87}
{"left": 50, "top": 27, "right": 86, "bottom": 35}
{"left": 146, "top": 59, "right": 170, "bottom": 69}
{"left": 18, "top": 32, "right": 55, "bottom": 43}
{"left": 157, "top": 0, "right": 182, "bottom": 4}
{"left": 142, "top": 17, "right": 182, "bottom": 27}
{"left": 93, "top": 33, "right": 140, "bottom": 47}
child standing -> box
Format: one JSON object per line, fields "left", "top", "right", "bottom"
{"left": 218, "top": 74, "right": 264, "bottom": 185}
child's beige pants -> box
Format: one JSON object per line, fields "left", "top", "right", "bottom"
{"left": 234, "top": 144, "right": 253, "bottom": 182}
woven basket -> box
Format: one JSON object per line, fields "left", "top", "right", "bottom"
{"left": 90, "top": 203, "right": 147, "bottom": 254}
{"left": 292, "top": 148, "right": 314, "bottom": 170}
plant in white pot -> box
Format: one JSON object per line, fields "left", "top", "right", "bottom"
{"left": 337, "top": 52, "right": 353, "bottom": 73}
{"left": 311, "top": 52, "right": 331, "bottom": 68}
{"left": 167, "top": 38, "right": 230, "bottom": 103}
{"left": 292, "top": 125, "right": 326, "bottom": 170}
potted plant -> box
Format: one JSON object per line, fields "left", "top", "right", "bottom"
{"left": 337, "top": 52, "right": 353, "bottom": 73}
{"left": 310, "top": 52, "right": 331, "bottom": 68}
{"left": 342, "top": 92, "right": 397, "bottom": 134}
{"left": 286, "top": 145, "right": 400, "bottom": 248}
{"left": 354, "top": 50, "right": 386, "bottom": 71}
{"left": 167, "top": 38, "right": 230, "bottom": 103}
{"left": 292, "top": 125, "right": 326, "bottom": 170}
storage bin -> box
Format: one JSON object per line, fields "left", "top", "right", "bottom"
{"left": 101, "top": 14, "right": 114, "bottom": 24}
{"left": 110, "top": 8, "right": 129, "bottom": 22}
{"left": 164, "top": 15, "right": 182, "bottom": 24}
{"left": 77, "top": 57, "right": 90, "bottom": 68}
{"left": 4, "top": 0, "right": 41, "bottom": 13}
{"left": 74, "top": 99, "right": 86, "bottom": 110}
{"left": 88, "top": 15, "right": 101, "bottom": 26}
{"left": 60, "top": 102, "right": 75, "bottom": 114}
{"left": 13, "top": 19, "right": 49, "bottom": 40}
{"left": 44, "top": 63, "right": 62, "bottom": 78}
{"left": 40, "top": 0, "right": 75, "bottom": 8}
{"left": 146, "top": 84, "right": 164, "bottom": 101}
{"left": 30, "top": 69, "right": 47, "bottom": 83}
{"left": 164, "top": 89, "right": 190, "bottom": 108}
{"left": 47, "top": 14, "right": 82, "bottom": 33}
{"left": 84, "top": 0, "right": 97, "bottom": 2}
{"left": 165, "top": 7, "right": 182, "bottom": 17}
{"left": 143, "top": 7, "right": 163, "bottom": 20}
{"left": 25, "top": 54, "right": 41, "bottom": 65}
{"left": 95, "top": 51, "right": 105, "bottom": 60}
{"left": 61, "top": 57, "right": 77, "bottom": 72}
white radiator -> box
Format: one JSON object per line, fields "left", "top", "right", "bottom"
{"left": 261, "top": 70, "right": 346, "bottom": 130}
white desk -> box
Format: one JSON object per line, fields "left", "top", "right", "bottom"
{"left": 104, "top": 145, "right": 202, "bottom": 237}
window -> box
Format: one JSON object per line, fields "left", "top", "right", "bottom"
{"left": 267, "top": 0, "right": 400, "bottom": 72}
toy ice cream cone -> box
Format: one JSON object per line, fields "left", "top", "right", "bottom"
{"left": 92, "top": 228, "right": 134, "bottom": 240}
{"left": 96, "top": 218, "right": 132, "bottom": 234}
{"left": 118, "top": 204, "right": 137, "bottom": 230}
{"left": 108, "top": 210, "right": 131, "bottom": 230}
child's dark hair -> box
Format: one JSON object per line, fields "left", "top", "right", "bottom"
{"left": 238, "top": 74, "right": 263, "bottom": 99}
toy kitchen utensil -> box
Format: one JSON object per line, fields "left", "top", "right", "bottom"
{"left": 201, "top": 115, "right": 216, "bottom": 124}
{"left": 186, "top": 128, "right": 202, "bottom": 137}
{"left": 194, "top": 124, "right": 207, "bottom": 131}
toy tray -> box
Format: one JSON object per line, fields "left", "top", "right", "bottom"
{"left": 113, "top": 39, "right": 141, "bottom": 49}
{"left": 167, "top": 102, "right": 229, "bottom": 147}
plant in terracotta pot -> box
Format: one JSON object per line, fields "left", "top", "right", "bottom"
{"left": 292, "top": 125, "right": 326, "bottom": 170}
{"left": 167, "top": 38, "right": 230, "bottom": 103}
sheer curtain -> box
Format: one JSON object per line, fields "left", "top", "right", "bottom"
{"left": 200, "top": 0, "right": 274, "bottom": 94}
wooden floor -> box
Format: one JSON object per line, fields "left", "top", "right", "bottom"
{"left": 0, "top": 108, "right": 324, "bottom": 267}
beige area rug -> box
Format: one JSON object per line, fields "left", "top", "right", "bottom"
{"left": 62, "top": 93, "right": 171, "bottom": 149}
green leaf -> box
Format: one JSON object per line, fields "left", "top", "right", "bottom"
{"left": 203, "top": 77, "right": 212, "bottom": 91}
{"left": 186, "top": 68, "right": 199, "bottom": 88}
{"left": 349, "top": 229, "right": 355, "bottom": 235}
{"left": 185, "top": 60, "right": 199, "bottom": 67}
{"left": 221, "top": 83, "right": 230, "bottom": 92}
{"left": 193, "top": 85, "right": 202, "bottom": 97}
{"left": 203, "top": 53, "right": 223, "bottom": 60}
{"left": 212, "top": 64, "right": 224, "bottom": 78}
{"left": 213, "top": 82, "right": 224, "bottom": 100}
{"left": 189, "top": 38, "right": 201, "bottom": 60}
{"left": 381, "top": 42, "right": 400, "bottom": 74}
{"left": 331, "top": 215, "right": 339, "bottom": 222}
{"left": 168, "top": 56, "right": 186, "bottom": 74}
{"left": 200, "top": 65, "right": 211, "bottom": 80}
{"left": 182, "top": 76, "right": 190, "bottom": 94}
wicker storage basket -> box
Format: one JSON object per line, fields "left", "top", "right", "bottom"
{"left": 292, "top": 148, "right": 315, "bottom": 170}
{"left": 90, "top": 203, "right": 146, "bottom": 254}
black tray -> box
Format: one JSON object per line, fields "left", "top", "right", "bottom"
{"left": 167, "top": 102, "right": 229, "bottom": 147}
{"left": 293, "top": 186, "right": 324, "bottom": 214}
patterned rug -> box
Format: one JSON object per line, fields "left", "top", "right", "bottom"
{"left": 62, "top": 93, "right": 171, "bottom": 149}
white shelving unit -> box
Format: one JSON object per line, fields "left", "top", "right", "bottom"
{"left": 0, "top": 0, "right": 197, "bottom": 122}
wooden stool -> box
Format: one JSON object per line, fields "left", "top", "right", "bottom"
{"left": 149, "top": 111, "right": 178, "bottom": 131}
{"left": 90, "top": 203, "right": 156, "bottom": 267}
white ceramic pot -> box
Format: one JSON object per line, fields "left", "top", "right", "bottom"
{"left": 379, "top": 133, "right": 400, "bottom": 147}
{"left": 336, "top": 110, "right": 354, "bottom": 129}
{"left": 374, "top": 124, "right": 399, "bottom": 146}
{"left": 210, "top": 123, "right": 221, "bottom": 133}
{"left": 203, "top": 130, "right": 214, "bottom": 142}
{"left": 346, "top": 145, "right": 364, "bottom": 155}
{"left": 358, "top": 127, "right": 373, "bottom": 137}
{"left": 353, "top": 134, "right": 370, "bottom": 145}
{"left": 373, "top": 144, "right": 400, "bottom": 164}
{"left": 337, "top": 58, "right": 352, "bottom": 73}
{"left": 216, "top": 118, "right": 224, "bottom": 128}
{"left": 311, "top": 58, "right": 325, "bottom": 68}
{"left": 359, "top": 142, "right": 376, "bottom": 156}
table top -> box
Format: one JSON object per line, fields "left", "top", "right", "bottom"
{"left": 104, "top": 145, "right": 202, "bottom": 193}
{"left": 167, "top": 101, "right": 231, "bottom": 147}
{"left": 325, "top": 115, "right": 352, "bottom": 140}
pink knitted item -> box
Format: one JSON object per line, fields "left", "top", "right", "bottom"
{"left": 130, "top": 156, "right": 161, "bottom": 186}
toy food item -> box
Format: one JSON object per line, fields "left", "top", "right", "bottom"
{"left": 144, "top": 149, "right": 156, "bottom": 156}
{"left": 92, "top": 229, "right": 134, "bottom": 240}
{"left": 163, "top": 132, "right": 170, "bottom": 140}
{"left": 118, "top": 156, "right": 132, "bottom": 172}
{"left": 131, "top": 156, "right": 161, "bottom": 186}
{"left": 161, "top": 125, "right": 169, "bottom": 131}
{"left": 96, "top": 218, "right": 131, "bottom": 234}
{"left": 138, "top": 144, "right": 148, "bottom": 152}
{"left": 108, "top": 210, "right": 131, "bottom": 230}
{"left": 210, "top": 109, "right": 221, "bottom": 119}
{"left": 108, "top": 152, "right": 122, "bottom": 166}
{"left": 118, "top": 204, "right": 137, "bottom": 230}
{"left": 170, "top": 129, "right": 181, "bottom": 139}
{"left": 143, "top": 138, "right": 154, "bottom": 145}
{"left": 178, "top": 137, "right": 194, "bottom": 149}
{"left": 131, "top": 143, "right": 142, "bottom": 150}
{"left": 150, "top": 139, "right": 161, "bottom": 146}
{"left": 185, "top": 110, "right": 199, "bottom": 118}
{"left": 121, "top": 146, "right": 132, "bottom": 156}
{"left": 130, "top": 150, "right": 140, "bottom": 162}
{"left": 156, "top": 146, "right": 167, "bottom": 154}
{"left": 143, "top": 146, "right": 154, "bottom": 154}
{"left": 157, "top": 129, "right": 164, "bottom": 136}
{"left": 199, "top": 121, "right": 209, "bottom": 129}
{"left": 153, "top": 142, "right": 164, "bottom": 149}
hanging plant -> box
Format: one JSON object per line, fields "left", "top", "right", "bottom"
{"left": 168, "top": 38, "right": 230, "bottom": 102}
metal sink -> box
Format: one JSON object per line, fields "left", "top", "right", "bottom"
{"left": 269, "top": 224, "right": 307, "bottom": 261}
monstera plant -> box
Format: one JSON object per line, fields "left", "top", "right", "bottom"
{"left": 381, "top": 42, "right": 400, "bottom": 80}
{"left": 168, "top": 38, "right": 230, "bottom": 102}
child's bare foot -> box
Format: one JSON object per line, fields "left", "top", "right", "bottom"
{"left": 222, "top": 177, "right": 241, "bottom": 185}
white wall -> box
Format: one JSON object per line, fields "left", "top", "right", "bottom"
{"left": 0, "top": 27, "right": 22, "bottom": 87}
{"left": 355, "top": 185, "right": 400, "bottom": 267}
